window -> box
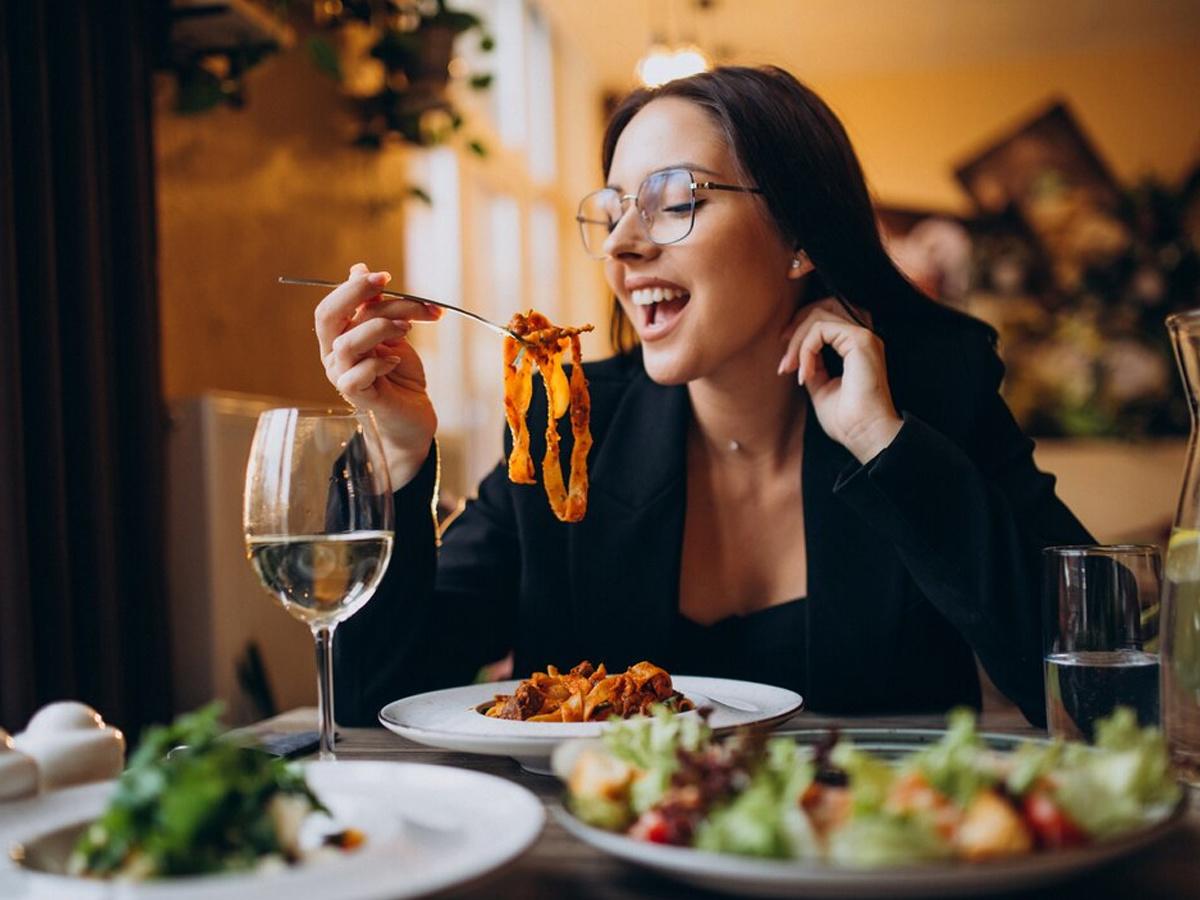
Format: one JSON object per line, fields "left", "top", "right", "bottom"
{"left": 405, "top": 1, "right": 575, "bottom": 500}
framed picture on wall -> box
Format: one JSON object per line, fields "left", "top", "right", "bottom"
{"left": 954, "top": 100, "right": 1120, "bottom": 215}
{"left": 954, "top": 100, "right": 1126, "bottom": 292}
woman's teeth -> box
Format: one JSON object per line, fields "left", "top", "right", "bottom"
{"left": 631, "top": 287, "right": 688, "bottom": 306}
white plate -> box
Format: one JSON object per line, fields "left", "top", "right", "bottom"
{"left": 551, "top": 728, "right": 1188, "bottom": 898}
{"left": 0, "top": 761, "right": 544, "bottom": 900}
{"left": 378, "top": 676, "right": 804, "bottom": 774}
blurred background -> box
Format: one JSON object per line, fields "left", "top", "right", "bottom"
{"left": 3, "top": 0, "right": 1199, "bottom": 737}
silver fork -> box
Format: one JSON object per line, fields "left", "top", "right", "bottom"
{"left": 279, "top": 276, "right": 530, "bottom": 345}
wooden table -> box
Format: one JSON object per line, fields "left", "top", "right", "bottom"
{"left": 250, "top": 709, "right": 1200, "bottom": 900}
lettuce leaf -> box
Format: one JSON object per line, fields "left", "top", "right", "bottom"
{"left": 1004, "top": 739, "right": 1065, "bottom": 796}
{"left": 826, "top": 813, "right": 951, "bottom": 867}
{"left": 568, "top": 792, "right": 635, "bottom": 831}
{"left": 694, "top": 737, "right": 816, "bottom": 859}
{"left": 904, "top": 707, "right": 995, "bottom": 806}
{"left": 602, "top": 705, "right": 710, "bottom": 772}
{"left": 830, "top": 739, "right": 895, "bottom": 815}
{"left": 828, "top": 731, "right": 955, "bottom": 865}
{"left": 601, "top": 705, "right": 710, "bottom": 813}
{"left": 1048, "top": 707, "right": 1182, "bottom": 837}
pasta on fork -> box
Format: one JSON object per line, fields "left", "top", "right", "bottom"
{"left": 503, "top": 310, "right": 594, "bottom": 523}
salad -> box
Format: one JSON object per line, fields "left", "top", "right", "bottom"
{"left": 564, "top": 707, "right": 1181, "bottom": 866}
{"left": 68, "top": 705, "right": 361, "bottom": 879}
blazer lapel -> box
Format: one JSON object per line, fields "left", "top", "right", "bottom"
{"left": 568, "top": 372, "right": 689, "bottom": 668}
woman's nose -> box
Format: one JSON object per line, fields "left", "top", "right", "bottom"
{"left": 601, "top": 201, "right": 656, "bottom": 260}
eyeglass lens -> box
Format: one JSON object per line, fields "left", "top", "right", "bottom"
{"left": 577, "top": 169, "right": 695, "bottom": 257}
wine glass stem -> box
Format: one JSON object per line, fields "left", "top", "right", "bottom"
{"left": 314, "top": 624, "right": 337, "bottom": 761}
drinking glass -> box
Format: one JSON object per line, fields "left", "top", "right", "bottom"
{"left": 243, "top": 408, "right": 394, "bottom": 760}
{"left": 1042, "top": 545, "right": 1161, "bottom": 741}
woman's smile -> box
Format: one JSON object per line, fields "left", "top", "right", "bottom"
{"left": 624, "top": 276, "right": 692, "bottom": 341}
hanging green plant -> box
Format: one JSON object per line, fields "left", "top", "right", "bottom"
{"left": 304, "top": 0, "right": 495, "bottom": 152}
{"left": 158, "top": 0, "right": 495, "bottom": 181}
{"left": 162, "top": 1, "right": 295, "bottom": 114}
{"left": 172, "top": 44, "right": 282, "bottom": 113}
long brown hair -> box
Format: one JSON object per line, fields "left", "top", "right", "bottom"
{"left": 601, "top": 65, "right": 985, "bottom": 352}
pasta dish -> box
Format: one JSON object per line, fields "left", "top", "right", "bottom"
{"left": 483, "top": 660, "right": 694, "bottom": 723}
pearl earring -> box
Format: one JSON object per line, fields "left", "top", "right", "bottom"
{"left": 790, "top": 258, "right": 802, "bottom": 269}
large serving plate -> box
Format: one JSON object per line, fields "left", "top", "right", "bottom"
{"left": 550, "top": 728, "right": 1187, "bottom": 898}
{"left": 0, "top": 761, "right": 544, "bottom": 900}
{"left": 379, "top": 676, "right": 803, "bottom": 774}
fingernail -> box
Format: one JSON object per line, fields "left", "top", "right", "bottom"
{"left": 368, "top": 271, "right": 391, "bottom": 286}
{"left": 385, "top": 355, "right": 403, "bottom": 364}
{"left": 391, "top": 318, "right": 410, "bottom": 329}
{"left": 776, "top": 356, "right": 787, "bottom": 375}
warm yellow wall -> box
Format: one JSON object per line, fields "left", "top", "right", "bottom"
{"left": 156, "top": 50, "right": 412, "bottom": 402}
{"left": 806, "top": 43, "right": 1200, "bottom": 214}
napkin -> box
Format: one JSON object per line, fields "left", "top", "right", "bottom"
{"left": 13, "top": 701, "right": 125, "bottom": 791}
{"left": 0, "top": 728, "right": 38, "bottom": 801}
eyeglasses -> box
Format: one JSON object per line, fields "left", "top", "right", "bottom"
{"left": 576, "top": 167, "right": 763, "bottom": 259}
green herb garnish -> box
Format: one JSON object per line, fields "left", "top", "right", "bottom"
{"left": 69, "top": 704, "right": 326, "bottom": 879}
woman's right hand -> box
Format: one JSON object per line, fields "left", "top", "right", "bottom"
{"left": 315, "top": 262, "right": 443, "bottom": 490}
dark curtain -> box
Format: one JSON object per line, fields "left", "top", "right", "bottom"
{"left": 0, "top": 0, "right": 171, "bottom": 737}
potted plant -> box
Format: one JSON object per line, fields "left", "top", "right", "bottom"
{"left": 307, "top": 0, "right": 494, "bottom": 151}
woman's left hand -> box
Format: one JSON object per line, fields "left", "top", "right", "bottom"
{"left": 778, "top": 299, "right": 903, "bottom": 463}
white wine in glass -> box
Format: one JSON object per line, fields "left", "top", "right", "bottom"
{"left": 244, "top": 408, "right": 394, "bottom": 760}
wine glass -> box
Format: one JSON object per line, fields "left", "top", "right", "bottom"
{"left": 243, "top": 408, "right": 394, "bottom": 760}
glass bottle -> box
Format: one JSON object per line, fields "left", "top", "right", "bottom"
{"left": 1163, "top": 310, "right": 1200, "bottom": 785}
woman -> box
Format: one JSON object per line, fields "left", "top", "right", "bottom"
{"left": 316, "top": 66, "right": 1091, "bottom": 727}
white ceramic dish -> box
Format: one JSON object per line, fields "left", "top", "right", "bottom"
{"left": 379, "top": 676, "right": 804, "bottom": 774}
{"left": 551, "top": 727, "right": 1188, "bottom": 898}
{"left": 0, "top": 760, "right": 544, "bottom": 900}
{"left": 553, "top": 802, "right": 1185, "bottom": 898}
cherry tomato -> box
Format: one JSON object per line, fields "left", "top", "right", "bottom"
{"left": 630, "top": 810, "right": 671, "bottom": 844}
{"left": 1022, "top": 790, "right": 1088, "bottom": 849}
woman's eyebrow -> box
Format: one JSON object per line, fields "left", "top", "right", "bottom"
{"left": 605, "top": 163, "right": 722, "bottom": 191}
{"left": 661, "top": 163, "right": 720, "bottom": 177}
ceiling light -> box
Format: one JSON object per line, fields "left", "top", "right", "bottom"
{"left": 635, "top": 42, "right": 710, "bottom": 87}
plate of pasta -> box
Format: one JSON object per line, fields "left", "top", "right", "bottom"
{"left": 378, "top": 661, "right": 803, "bottom": 774}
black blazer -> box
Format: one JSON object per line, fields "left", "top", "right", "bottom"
{"left": 334, "top": 311, "right": 1092, "bottom": 727}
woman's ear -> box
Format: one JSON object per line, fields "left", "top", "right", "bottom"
{"left": 787, "top": 249, "right": 814, "bottom": 280}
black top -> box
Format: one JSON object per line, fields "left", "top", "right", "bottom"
{"left": 334, "top": 308, "right": 1093, "bottom": 727}
{"left": 670, "top": 600, "right": 807, "bottom": 691}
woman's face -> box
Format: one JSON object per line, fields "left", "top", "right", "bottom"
{"left": 603, "top": 97, "right": 800, "bottom": 385}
